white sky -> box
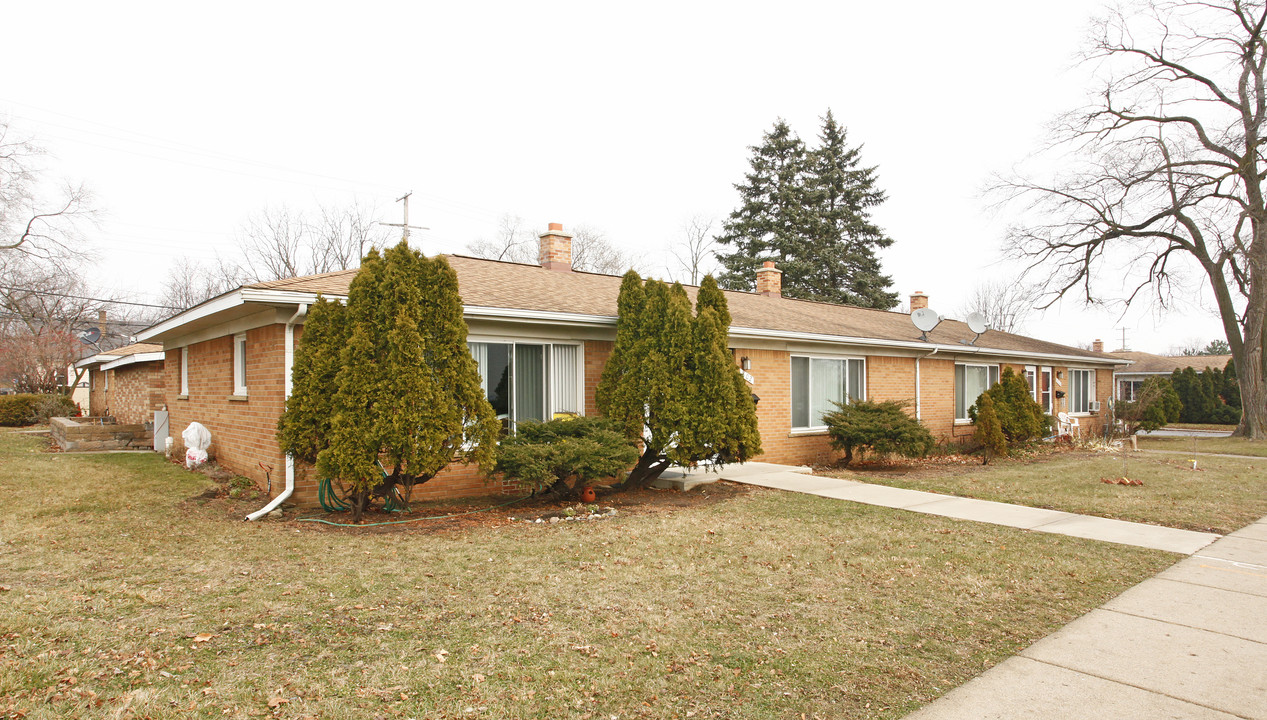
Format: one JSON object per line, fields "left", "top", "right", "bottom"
{"left": 2, "top": 0, "right": 1230, "bottom": 354}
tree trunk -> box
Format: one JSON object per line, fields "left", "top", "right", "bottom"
{"left": 622, "top": 450, "right": 672, "bottom": 488}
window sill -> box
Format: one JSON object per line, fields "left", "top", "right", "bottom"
{"left": 176, "top": 394, "right": 189, "bottom": 401}
{"left": 954, "top": 419, "right": 975, "bottom": 426}
{"left": 227, "top": 394, "right": 249, "bottom": 402}
{"left": 789, "top": 428, "right": 828, "bottom": 437}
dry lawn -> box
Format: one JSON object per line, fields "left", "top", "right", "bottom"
{"left": 826, "top": 448, "right": 1267, "bottom": 534}
{"left": 1137, "top": 434, "right": 1267, "bottom": 459}
{"left": 0, "top": 432, "right": 1175, "bottom": 719}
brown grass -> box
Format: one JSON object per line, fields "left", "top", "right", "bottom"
{"left": 825, "top": 447, "right": 1266, "bottom": 534}
{"left": 0, "top": 431, "right": 1175, "bottom": 719}
{"left": 1137, "top": 434, "right": 1267, "bottom": 458}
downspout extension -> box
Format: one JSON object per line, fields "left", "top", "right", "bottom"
{"left": 246, "top": 303, "right": 308, "bottom": 521}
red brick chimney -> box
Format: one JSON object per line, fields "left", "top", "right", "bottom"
{"left": 538, "top": 222, "right": 573, "bottom": 272}
{"left": 1092, "top": 338, "right": 1104, "bottom": 353}
{"left": 910, "top": 291, "right": 928, "bottom": 311}
{"left": 756, "top": 261, "right": 782, "bottom": 297}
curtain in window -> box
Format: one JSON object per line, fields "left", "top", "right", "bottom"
{"left": 791, "top": 357, "right": 810, "bottom": 428}
{"left": 810, "top": 358, "right": 846, "bottom": 427}
{"left": 847, "top": 359, "right": 864, "bottom": 402}
{"left": 515, "top": 344, "right": 545, "bottom": 422}
{"left": 551, "top": 345, "right": 579, "bottom": 415}
{"left": 955, "top": 364, "right": 990, "bottom": 419}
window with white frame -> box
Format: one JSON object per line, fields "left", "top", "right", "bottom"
{"left": 1118, "top": 379, "right": 1142, "bottom": 402}
{"left": 469, "top": 341, "right": 581, "bottom": 430}
{"left": 233, "top": 333, "right": 248, "bottom": 396}
{"left": 955, "top": 363, "right": 1000, "bottom": 421}
{"left": 790, "top": 356, "right": 865, "bottom": 429}
{"left": 1069, "top": 369, "right": 1095, "bottom": 413}
{"left": 180, "top": 347, "right": 189, "bottom": 396}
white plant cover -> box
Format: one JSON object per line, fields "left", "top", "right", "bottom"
{"left": 182, "top": 421, "right": 212, "bottom": 469}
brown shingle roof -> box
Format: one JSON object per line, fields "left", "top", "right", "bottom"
{"left": 1111, "top": 351, "right": 1233, "bottom": 374}
{"left": 107, "top": 342, "right": 164, "bottom": 357}
{"left": 247, "top": 256, "right": 1112, "bottom": 361}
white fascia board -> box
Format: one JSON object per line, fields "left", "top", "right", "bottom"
{"left": 137, "top": 290, "right": 247, "bottom": 342}
{"left": 100, "top": 352, "right": 166, "bottom": 371}
{"left": 75, "top": 352, "right": 119, "bottom": 369}
{"left": 462, "top": 305, "right": 617, "bottom": 328}
{"left": 727, "top": 326, "right": 1124, "bottom": 366}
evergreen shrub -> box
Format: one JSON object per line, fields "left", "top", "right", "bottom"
{"left": 822, "top": 400, "right": 935, "bottom": 465}
{"left": 495, "top": 417, "right": 639, "bottom": 495}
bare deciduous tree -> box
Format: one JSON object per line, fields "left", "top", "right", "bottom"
{"left": 996, "top": 0, "right": 1267, "bottom": 438}
{"left": 958, "top": 279, "right": 1038, "bottom": 334}
{"left": 158, "top": 256, "right": 248, "bottom": 312}
{"left": 670, "top": 215, "right": 717, "bottom": 285}
{"left": 0, "top": 255, "right": 100, "bottom": 393}
{"left": 0, "top": 120, "right": 93, "bottom": 262}
{"left": 465, "top": 216, "right": 639, "bottom": 275}
{"left": 234, "top": 201, "right": 390, "bottom": 282}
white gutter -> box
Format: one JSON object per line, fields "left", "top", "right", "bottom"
{"left": 137, "top": 290, "right": 246, "bottom": 342}
{"left": 246, "top": 302, "right": 308, "bottom": 521}
{"left": 75, "top": 352, "right": 121, "bottom": 369}
{"left": 100, "top": 352, "right": 166, "bottom": 371}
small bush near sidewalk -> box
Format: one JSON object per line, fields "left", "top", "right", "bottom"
{"left": 0, "top": 431, "right": 1175, "bottom": 719}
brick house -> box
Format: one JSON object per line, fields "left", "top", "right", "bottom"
{"left": 74, "top": 342, "right": 166, "bottom": 424}
{"left": 1108, "top": 348, "right": 1233, "bottom": 400}
{"left": 138, "top": 224, "right": 1119, "bottom": 518}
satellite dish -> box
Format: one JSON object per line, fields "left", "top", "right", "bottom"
{"left": 910, "top": 308, "right": 941, "bottom": 341}
{"left": 78, "top": 327, "right": 101, "bottom": 345}
{"left": 966, "top": 312, "right": 988, "bottom": 335}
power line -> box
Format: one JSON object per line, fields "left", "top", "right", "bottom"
{"left": 0, "top": 285, "right": 180, "bottom": 310}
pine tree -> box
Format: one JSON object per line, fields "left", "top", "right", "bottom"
{"left": 715, "top": 112, "right": 898, "bottom": 308}
{"left": 596, "top": 272, "right": 761, "bottom": 487}
{"left": 802, "top": 110, "right": 898, "bottom": 308}
{"left": 973, "top": 394, "right": 1007, "bottom": 465}
{"left": 305, "top": 241, "right": 499, "bottom": 522}
{"left": 277, "top": 296, "right": 349, "bottom": 464}
{"left": 968, "top": 367, "right": 1048, "bottom": 442}
{"left": 715, "top": 120, "right": 811, "bottom": 292}
{"left": 675, "top": 276, "right": 762, "bottom": 467}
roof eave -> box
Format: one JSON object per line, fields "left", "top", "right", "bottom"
{"left": 100, "top": 352, "right": 166, "bottom": 371}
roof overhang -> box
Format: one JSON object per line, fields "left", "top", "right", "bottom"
{"left": 75, "top": 352, "right": 121, "bottom": 369}
{"left": 101, "top": 352, "right": 166, "bottom": 371}
{"left": 138, "top": 288, "right": 1122, "bottom": 366}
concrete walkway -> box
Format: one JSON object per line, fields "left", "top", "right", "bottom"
{"left": 676, "top": 462, "right": 1219, "bottom": 554}
{"left": 905, "top": 518, "right": 1267, "bottom": 719}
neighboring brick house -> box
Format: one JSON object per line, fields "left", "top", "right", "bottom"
{"left": 1109, "top": 348, "right": 1234, "bottom": 400}
{"left": 138, "top": 223, "right": 1119, "bottom": 517}
{"left": 74, "top": 343, "right": 166, "bottom": 424}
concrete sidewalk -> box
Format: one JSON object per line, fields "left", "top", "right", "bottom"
{"left": 679, "top": 462, "right": 1219, "bottom": 554}
{"left": 904, "top": 517, "right": 1267, "bottom": 719}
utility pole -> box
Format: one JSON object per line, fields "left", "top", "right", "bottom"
{"left": 379, "top": 191, "right": 428, "bottom": 243}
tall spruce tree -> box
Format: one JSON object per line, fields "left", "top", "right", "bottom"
{"left": 596, "top": 272, "right": 761, "bottom": 486}
{"left": 715, "top": 112, "right": 897, "bottom": 308}
{"left": 287, "top": 241, "right": 498, "bottom": 522}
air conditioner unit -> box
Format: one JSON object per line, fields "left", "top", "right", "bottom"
{"left": 1089, "top": 400, "right": 1102, "bottom": 412}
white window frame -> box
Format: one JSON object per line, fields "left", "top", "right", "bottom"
{"left": 180, "top": 347, "right": 189, "bottom": 396}
{"left": 1069, "top": 368, "right": 1095, "bottom": 415}
{"left": 233, "top": 333, "right": 248, "bottom": 396}
{"left": 954, "top": 362, "right": 1000, "bottom": 422}
{"left": 467, "top": 338, "right": 585, "bottom": 429}
{"left": 790, "top": 354, "right": 866, "bottom": 432}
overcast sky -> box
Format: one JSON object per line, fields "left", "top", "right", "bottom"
{"left": 3, "top": 0, "right": 1230, "bottom": 354}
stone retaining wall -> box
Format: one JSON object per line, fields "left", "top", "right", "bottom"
{"left": 50, "top": 416, "right": 150, "bottom": 451}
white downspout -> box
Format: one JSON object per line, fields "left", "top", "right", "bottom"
{"left": 915, "top": 347, "right": 938, "bottom": 421}
{"left": 246, "top": 303, "right": 308, "bottom": 521}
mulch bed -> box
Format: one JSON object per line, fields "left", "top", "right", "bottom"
{"left": 192, "top": 479, "right": 751, "bottom": 535}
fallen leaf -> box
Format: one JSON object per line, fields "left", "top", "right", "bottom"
{"left": 267, "top": 697, "right": 288, "bottom": 708}
{"left": 193, "top": 633, "right": 214, "bottom": 643}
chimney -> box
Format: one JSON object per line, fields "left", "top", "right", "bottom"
{"left": 1093, "top": 338, "right": 1104, "bottom": 353}
{"left": 910, "top": 291, "right": 928, "bottom": 311}
{"left": 756, "top": 261, "right": 782, "bottom": 297}
{"left": 98, "top": 309, "right": 107, "bottom": 325}
{"left": 538, "top": 222, "right": 573, "bottom": 272}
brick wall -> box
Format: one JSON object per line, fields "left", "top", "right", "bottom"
{"left": 166, "top": 326, "right": 289, "bottom": 498}
{"left": 110, "top": 361, "right": 166, "bottom": 425}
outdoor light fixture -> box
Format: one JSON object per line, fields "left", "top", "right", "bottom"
{"left": 741, "top": 356, "right": 751, "bottom": 370}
